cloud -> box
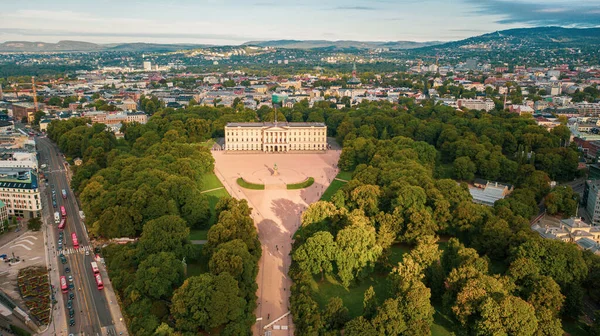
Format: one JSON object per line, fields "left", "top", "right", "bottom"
{"left": 333, "top": 6, "right": 378, "bottom": 11}
{"left": 466, "top": 0, "right": 600, "bottom": 27}
{"left": 0, "top": 28, "right": 254, "bottom": 42}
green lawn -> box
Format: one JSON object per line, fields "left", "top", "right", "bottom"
{"left": 336, "top": 171, "right": 353, "bottom": 181}
{"left": 321, "top": 170, "right": 353, "bottom": 201}
{"left": 287, "top": 177, "right": 315, "bottom": 190}
{"left": 198, "top": 139, "right": 216, "bottom": 148}
{"left": 310, "top": 273, "right": 391, "bottom": 318}
{"left": 201, "top": 173, "right": 225, "bottom": 191}
{"left": 237, "top": 177, "right": 265, "bottom": 190}
{"left": 186, "top": 263, "right": 208, "bottom": 278}
{"left": 388, "top": 243, "right": 411, "bottom": 266}
{"left": 432, "top": 303, "right": 456, "bottom": 336}
{"left": 189, "top": 181, "right": 230, "bottom": 241}
{"left": 562, "top": 319, "right": 589, "bottom": 336}
{"left": 204, "top": 187, "right": 229, "bottom": 227}
{"left": 189, "top": 229, "right": 208, "bottom": 240}
{"left": 321, "top": 180, "right": 346, "bottom": 201}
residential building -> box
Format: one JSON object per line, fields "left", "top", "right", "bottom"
{"left": 0, "top": 151, "right": 38, "bottom": 171}
{"left": 0, "top": 200, "right": 7, "bottom": 231}
{"left": 39, "top": 119, "right": 51, "bottom": 132}
{"left": 575, "top": 103, "right": 600, "bottom": 117}
{"left": 0, "top": 168, "right": 41, "bottom": 219}
{"left": 585, "top": 180, "right": 600, "bottom": 225}
{"left": 120, "top": 99, "right": 138, "bottom": 111}
{"left": 11, "top": 103, "right": 39, "bottom": 123}
{"left": 84, "top": 111, "right": 148, "bottom": 126}
{"left": 456, "top": 99, "right": 495, "bottom": 112}
{"left": 574, "top": 137, "right": 600, "bottom": 160}
{"left": 225, "top": 122, "right": 327, "bottom": 152}
{"left": 509, "top": 104, "right": 535, "bottom": 115}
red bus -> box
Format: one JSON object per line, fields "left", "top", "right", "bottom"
{"left": 60, "top": 206, "right": 67, "bottom": 218}
{"left": 58, "top": 218, "right": 66, "bottom": 230}
{"left": 95, "top": 274, "right": 104, "bottom": 290}
{"left": 71, "top": 233, "right": 79, "bottom": 249}
{"left": 60, "top": 276, "right": 68, "bottom": 293}
{"left": 91, "top": 262, "right": 99, "bottom": 274}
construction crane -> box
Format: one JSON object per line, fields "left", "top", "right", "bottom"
{"left": 31, "top": 76, "right": 38, "bottom": 112}
{"left": 422, "top": 54, "right": 440, "bottom": 67}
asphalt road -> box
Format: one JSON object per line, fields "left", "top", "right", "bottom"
{"left": 36, "top": 136, "right": 117, "bottom": 336}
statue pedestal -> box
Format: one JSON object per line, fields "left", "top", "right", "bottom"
{"left": 273, "top": 170, "right": 279, "bottom": 176}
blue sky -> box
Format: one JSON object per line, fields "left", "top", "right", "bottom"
{"left": 0, "top": 0, "right": 599, "bottom": 44}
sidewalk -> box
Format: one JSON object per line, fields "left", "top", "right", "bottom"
{"left": 99, "top": 265, "right": 129, "bottom": 335}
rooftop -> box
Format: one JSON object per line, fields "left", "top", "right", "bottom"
{"left": 226, "top": 122, "right": 326, "bottom": 128}
{"left": 0, "top": 168, "right": 37, "bottom": 189}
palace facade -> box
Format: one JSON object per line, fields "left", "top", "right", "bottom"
{"left": 224, "top": 122, "right": 327, "bottom": 152}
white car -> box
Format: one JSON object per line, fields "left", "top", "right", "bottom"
{"left": 85, "top": 250, "right": 90, "bottom": 256}
{"left": 68, "top": 275, "right": 73, "bottom": 282}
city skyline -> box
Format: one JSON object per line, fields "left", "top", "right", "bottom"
{"left": 1, "top": 0, "right": 599, "bottom": 45}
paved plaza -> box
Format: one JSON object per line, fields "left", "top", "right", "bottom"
{"left": 212, "top": 146, "right": 341, "bottom": 336}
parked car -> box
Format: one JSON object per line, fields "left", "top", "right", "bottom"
{"left": 67, "top": 300, "right": 72, "bottom": 309}
{"left": 64, "top": 267, "right": 70, "bottom": 273}
{"left": 69, "top": 309, "right": 74, "bottom": 317}
{"left": 68, "top": 293, "right": 74, "bottom": 300}
{"left": 69, "top": 318, "right": 75, "bottom": 326}
{"left": 68, "top": 275, "right": 73, "bottom": 282}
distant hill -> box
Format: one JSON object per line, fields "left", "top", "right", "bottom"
{"left": 0, "top": 40, "right": 104, "bottom": 52}
{"left": 106, "top": 43, "right": 210, "bottom": 52}
{"left": 243, "top": 40, "right": 442, "bottom": 50}
{"left": 415, "top": 26, "right": 600, "bottom": 52}
{"left": 2, "top": 27, "right": 598, "bottom": 53}
{"left": 0, "top": 40, "right": 210, "bottom": 52}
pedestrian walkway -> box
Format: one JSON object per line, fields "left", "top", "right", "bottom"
{"left": 191, "top": 240, "right": 207, "bottom": 245}
{"left": 334, "top": 177, "right": 349, "bottom": 182}
{"left": 200, "top": 187, "right": 225, "bottom": 194}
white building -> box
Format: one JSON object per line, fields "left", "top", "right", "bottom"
{"left": 0, "top": 151, "right": 38, "bottom": 170}
{"left": 225, "top": 122, "right": 327, "bottom": 152}
{"left": 0, "top": 169, "right": 41, "bottom": 219}
{"left": 143, "top": 61, "right": 152, "bottom": 71}
{"left": 469, "top": 179, "right": 514, "bottom": 206}
{"left": 532, "top": 217, "right": 600, "bottom": 254}
{"left": 457, "top": 99, "right": 495, "bottom": 112}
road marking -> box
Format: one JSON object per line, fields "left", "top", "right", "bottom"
{"left": 10, "top": 244, "right": 31, "bottom": 251}
{"left": 62, "top": 246, "right": 91, "bottom": 256}
{"left": 30, "top": 256, "right": 41, "bottom": 261}
{"left": 15, "top": 239, "right": 35, "bottom": 245}
{"left": 19, "top": 235, "right": 38, "bottom": 240}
